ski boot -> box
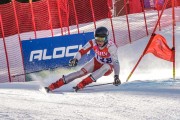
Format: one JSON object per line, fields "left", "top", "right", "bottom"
{"left": 73, "top": 75, "right": 94, "bottom": 92}
{"left": 73, "top": 86, "right": 80, "bottom": 92}
{"left": 44, "top": 87, "right": 51, "bottom": 93}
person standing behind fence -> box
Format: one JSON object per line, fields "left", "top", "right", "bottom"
{"left": 45, "top": 26, "right": 121, "bottom": 92}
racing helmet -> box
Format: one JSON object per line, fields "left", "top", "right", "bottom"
{"left": 94, "top": 26, "right": 109, "bottom": 46}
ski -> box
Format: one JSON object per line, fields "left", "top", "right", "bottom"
{"left": 85, "top": 82, "right": 113, "bottom": 88}
{"left": 40, "top": 82, "right": 121, "bottom": 94}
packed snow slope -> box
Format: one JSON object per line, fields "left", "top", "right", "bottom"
{"left": 0, "top": 79, "right": 180, "bottom": 120}
{"left": 0, "top": 23, "right": 180, "bottom": 120}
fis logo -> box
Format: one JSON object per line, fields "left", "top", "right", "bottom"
{"left": 29, "top": 45, "right": 89, "bottom": 62}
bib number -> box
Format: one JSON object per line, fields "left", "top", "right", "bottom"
{"left": 97, "top": 55, "right": 112, "bottom": 63}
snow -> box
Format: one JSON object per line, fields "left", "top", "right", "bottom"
{"left": 0, "top": 11, "right": 180, "bottom": 120}
{"left": 1, "top": 79, "right": 180, "bottom": 120}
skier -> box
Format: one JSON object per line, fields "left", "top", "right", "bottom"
{"left": 45, "top": 26, "right": 121, "bottom": 92}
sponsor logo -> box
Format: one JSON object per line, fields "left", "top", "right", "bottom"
{"left": 94, "top": 49, "right": 109, "bottom": 57}
{"left": 29, "top": 45, "right": 90, "bottom": 62}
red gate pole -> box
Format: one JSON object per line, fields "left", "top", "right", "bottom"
{"left": 172, "top": 0, "right": 176, "bottom": 79}
{"left": 156, "top": 0, "right": 161, "bottom": 31}
{"left": 29, "top": 0, "right": 37, "bottom": 39}
{"left": 107, "top": 0, "right": 116, "bottom": 43}
{"left": 71, "top": 0, "right": 80, "bottom": 34}
{"left": 46, "top": 0, "right": 54, "bottom": 37}
{"left": 0, "top": 14, "right": 11, "bottom": 82}
{"left": 126, "top": 0, "right": 170, "bottom": 82}
{"left": 12, "top": 0, "right": 21, "bottom": 41}
{"left": 57, "top": 0, "right": 64, "bottom": 36}
{"left": 124, "top": 0, "right": 132, "bottom": 43}
{"left": 66, "top": 1, "right": 70, "bottom": 35}
{"left": 12, "top": 0, "right": 26, "bottom": 81}
{"left": 140, "top": 0, "right": 149, "bottom": 36}
{"left": 90, "top": 0, "right": 96, "bottom": 29}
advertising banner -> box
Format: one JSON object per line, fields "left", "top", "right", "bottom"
{"left": 22, "top": 32, "right": 94, "bottom": 73}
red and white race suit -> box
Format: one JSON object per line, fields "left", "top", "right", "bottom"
{"left": 63, "top": 39, "right": 120, "bottom": 83}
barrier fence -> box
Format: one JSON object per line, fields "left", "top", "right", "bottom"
{"left": 0, "top": 0, "right": 180, "bottom": 82}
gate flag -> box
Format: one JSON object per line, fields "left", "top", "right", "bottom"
{"left": 144, "top": 34, "right": 174, "bottom": 62}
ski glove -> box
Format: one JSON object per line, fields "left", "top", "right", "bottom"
{"left": 113, "top": 75, "right": 121, "bottom": 86}
{"left": 69, "top": 58, "right": 78, "bottom": 67}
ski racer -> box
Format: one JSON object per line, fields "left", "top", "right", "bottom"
{"left": 45, "top": 26, "right": 121, "bottom": 92}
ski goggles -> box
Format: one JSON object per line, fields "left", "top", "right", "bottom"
{"left": 95, "top": 37, "right": 107, "bottom": 42}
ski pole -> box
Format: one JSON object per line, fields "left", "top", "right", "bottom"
{"left": 85, "top": 82, "right": 113, "bottom": 88}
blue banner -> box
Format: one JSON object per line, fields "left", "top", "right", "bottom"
{"left": 22, "top": 32, "right": 95, "bottom": 73}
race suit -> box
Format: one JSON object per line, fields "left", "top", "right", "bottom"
{"left": 63, "top": 39, "right": 120, "bottom": 83}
